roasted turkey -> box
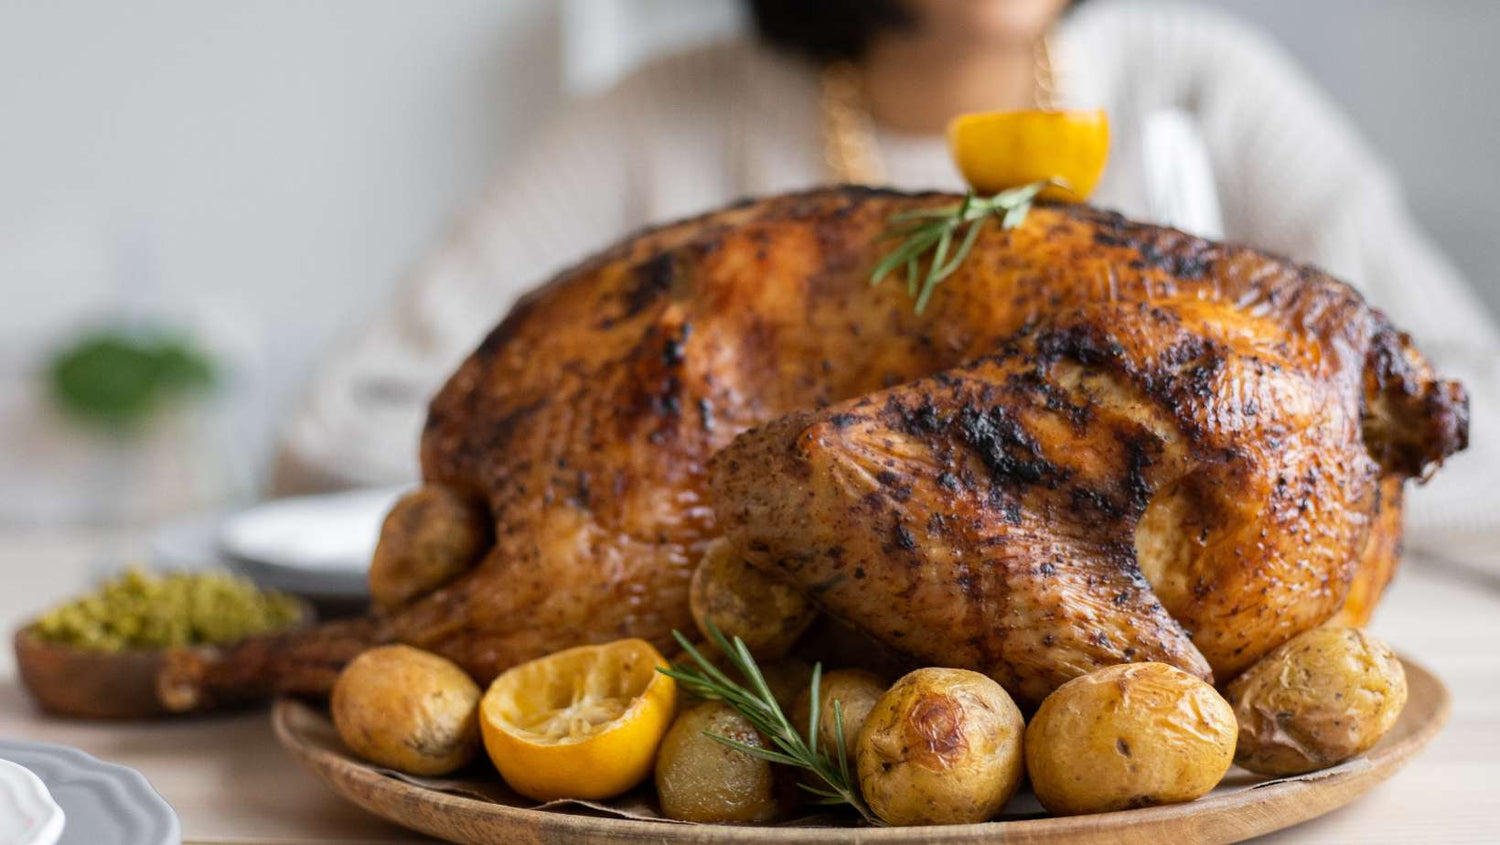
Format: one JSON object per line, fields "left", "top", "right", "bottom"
{"left": 166, "top": 187, "right": 1466, "bottom": 711}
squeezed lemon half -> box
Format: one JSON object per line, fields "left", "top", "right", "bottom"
{"left": 479, "top": 638, "right": 676, "bottom": 801}
{"left": 948, "top": 109, "right": 1110, "bottom": 202}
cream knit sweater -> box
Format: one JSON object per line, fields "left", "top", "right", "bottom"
{"left": 279, "top": 0, "right": 1498, "bottom": 538}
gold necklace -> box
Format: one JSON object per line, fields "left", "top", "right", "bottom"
{"left": 820, "top": 36, "right": 1061, "bottom": 185}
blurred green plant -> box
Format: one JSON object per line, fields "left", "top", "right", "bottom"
{"left": 48, "top": 329, "right": 216, "bottom": 429}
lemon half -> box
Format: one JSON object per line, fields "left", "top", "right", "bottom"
{"left": 479, "top": 638, "right": 676, "bottom": 801}
{"left": 948, "top": 109, "right": 1110, "bottom": 202}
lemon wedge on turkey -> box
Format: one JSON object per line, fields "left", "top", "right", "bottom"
{"left": 948, "top": 109, "right": 1110, "bottom": 201}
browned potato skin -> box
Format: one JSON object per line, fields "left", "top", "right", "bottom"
{"left": 1025, "top": 662, "right": 1236, "bottom": 816}
{"left": 689, "top": 539, "right": 817, "bottom": 660}
{"left": 856, "top": 668, "right": 1024, "bottom": 826}
{"left": 1228, "top": 626, "right": 1407, "bottom": 776}
{"left": 331, "top": 644, "right": 480, "bottom": 776}
{"left": 655, "top": 702, "right": 782, "bottom": 823}
{"left": 792, "top": 669, "right": 886, "bottom": 754}
{"left": 369, "top": 485, "right": 492, "bottom": 613}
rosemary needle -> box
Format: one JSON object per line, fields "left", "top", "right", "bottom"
{"left": 872, "top": 179, "right": 1060, "bottom": 314}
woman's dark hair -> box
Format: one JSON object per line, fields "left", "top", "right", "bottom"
{"left": 745, "top": 0, "right": 1084, "bottom": 64}
{"left": 746, "top": 0, "right": 914, "bottom": 64}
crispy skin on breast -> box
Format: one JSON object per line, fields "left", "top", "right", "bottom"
{"left": 710, "top": 354, "right": 1217, "bottom": 706}
{"left": 712, "top": 301, "right": 1387, "bottom": 701}
{"left": 180, "top": 187, "right": 1465, "bottom": 705}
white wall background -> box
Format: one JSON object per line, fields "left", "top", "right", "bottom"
{"left": 0, "top": 0, "right": 559, "bottom": 406}
{"left": 0, "top": 0, "right": 1495, "bottom": 504}
{"left": 1207, "top": 0, "right": 1500, "bottom": 321}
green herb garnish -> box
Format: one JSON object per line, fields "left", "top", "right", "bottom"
{"left": 48, "top": 329, "right": 215, "bottom": 429}
{"left": 871, "top": 179, "right": 1060, "bottom": 314}
{"left": 659, "top": 622, "right": 880, "bottom": 825}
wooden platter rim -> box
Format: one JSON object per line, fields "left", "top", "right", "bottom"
{"left": 273, "top": 655, "right": 1449, "bottom": 845}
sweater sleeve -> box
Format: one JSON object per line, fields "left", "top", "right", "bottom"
{"left": 272, "top": 95, "right": 634, "bottom": 491}
{"left": 1169, "top": 4, "right": 1500, "bottom": 535}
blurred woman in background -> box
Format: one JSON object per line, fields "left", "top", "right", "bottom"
{"left": 277, "top": 0, "right": 1496, "bottom": 534}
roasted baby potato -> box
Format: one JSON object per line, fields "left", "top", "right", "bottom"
{"left": 1025, "top": 662, "right": 1236, "bottom": 815}
{"left": 369, "top": 485, "right": 492, "bottom": 612}
{"left": 1228, "top": 626, "right": 1407, "bottom": 776}
{"left": 655, "top": 702, "right": 782, "bottom": 823}
{"left": 332, "top": 644, "right": 481, "bottom": 776}
{"left": 690, "top": 538, "right": 817, "bottom": 659}
{"left": 856, "top": 668, "right": 1024, "bottom": 826}
{"left": 792, "top": 669, "right": 886, "bottom": 753}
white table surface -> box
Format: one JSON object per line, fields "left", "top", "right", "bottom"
{"left": 2, "top": 526, "right": 1498, "bottom": 844}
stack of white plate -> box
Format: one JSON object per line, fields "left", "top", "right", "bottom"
{"left": 151, "top": 484, "right": 409, "bottom": 601}
{"left": 0, "top": 741, "right": 179, "bottom": 845}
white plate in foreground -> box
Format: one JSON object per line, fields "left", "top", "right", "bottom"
{"left": 0, "top": 758, "right": 64, "bottom": 845}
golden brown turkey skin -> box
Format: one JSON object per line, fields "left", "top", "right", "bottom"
{"left": 181, "top": 187, "right": 1464, "bottom": 704}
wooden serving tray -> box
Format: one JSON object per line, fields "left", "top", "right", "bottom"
{"left": 273, "top": 656, "right": 1448, "bottom": 844}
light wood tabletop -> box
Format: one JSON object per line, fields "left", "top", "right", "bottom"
{"left": 2, "top": 526, "right": 1498, "bottom": 844}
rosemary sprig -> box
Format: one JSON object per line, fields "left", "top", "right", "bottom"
{"left": 871, "top": 179, "right": 1060, "bottom": 314}
{"left": 658, "top": 622, "right": 881, "bottom": 825}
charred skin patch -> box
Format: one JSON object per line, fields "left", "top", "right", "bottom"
{"left": 1070, "top": 485, "right": 1129, "bottom": 521}
{"left": 1089, "top": 214, "right": 1218, "bottom": 281}
{"left": 956, "top": 404, "right": 1063, "bottom": 489}
{"left": 893, "top": 522, "right": 918, "bottom": 551}
{"left": 624, "top": 251, "right": 678, "bottom": 318}
{"left": 1035, "top": 324, "right": 1130, "bottom": 370}
{"left": 879, "top": 341, "right": 1176, "bottom": 530}
{"left": 1029, "top": 311, "right": 1230, "bottom": 447}
{"left": 1136, "top": 241, "right": 1215, "bottom": 280}
{"left": 1120, "top": 431, "right": 1163, "bottom": 512}
{"left": 884, "top": 380, "right": 1073, "bottom": 512}
{"left": 1016, "top": 371, "right": 1095, "bottom": 429}
{"left": 612, "top": 322, "right": 695, "bottom": 447}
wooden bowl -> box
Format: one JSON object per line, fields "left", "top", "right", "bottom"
{"left": 13, "top": 600, "right": 314, "bottom": 719}
{"left": 273, "top": 654, "right": 1450, "bottom": 844}
{"left": 14, "top": 626, "right": 182, "bottom": 718}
